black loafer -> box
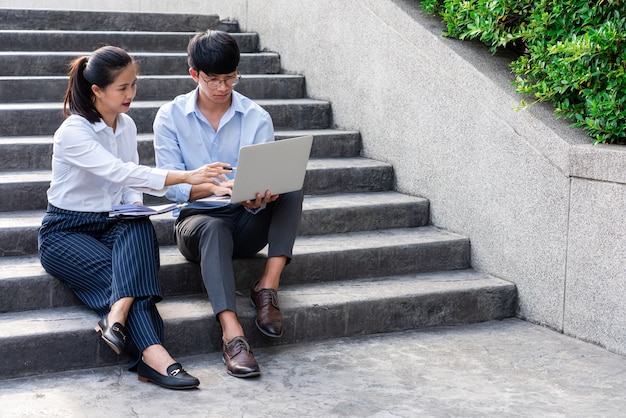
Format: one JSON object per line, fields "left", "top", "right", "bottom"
{"left": 137, "top": 360, "right": 200, "bottom": 390}
{"left": 94, "top": 317, "right": 127, "bottom": 355}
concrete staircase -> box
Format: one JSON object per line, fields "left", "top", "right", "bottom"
{"left": 0, "top": 9, "right": 516, "bottom": 380}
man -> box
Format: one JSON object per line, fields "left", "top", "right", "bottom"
{"left": 153, "top": 30, "right": 303, "bottom": 378}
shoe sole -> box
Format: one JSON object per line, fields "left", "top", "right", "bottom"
{"left": 254, "top": 318, "right": 283, "bottom": 338}
{"left": 226, "top": 369, "right": 261, "bottom": 378}
{"left": 222, "top": 356, "right": 261, "bottom": 378}
{"left": 138, "top": 375, "right": 199, "bottom": 390}
{"left": 94, "top": 324, "right": 123, "bottom": 355}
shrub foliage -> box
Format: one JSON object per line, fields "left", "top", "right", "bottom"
{"left": 421, "top": 0, "right": 626, "bottom": 144}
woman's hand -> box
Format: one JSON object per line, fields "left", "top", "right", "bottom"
{"left": 185, "top": 162, "right": 232, "bottom": 185}
{"left": 165, "top": 162, "right": 232, "bottom": 186}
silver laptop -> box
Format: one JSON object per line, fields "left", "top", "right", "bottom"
{"left": 199, "top": 135, "right": 313, "bottom": 203}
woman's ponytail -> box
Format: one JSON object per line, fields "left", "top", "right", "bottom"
{"left": 62, "top": 46, "right": 136, "bottom": 124}
{"left": 63, "top": 56, "right": 101, "bottom": 123}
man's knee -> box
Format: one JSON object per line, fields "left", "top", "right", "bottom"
{"left": 176, "top": 215, "right": 232, "bottom": 257}
{"left": 179, "top": 215, "right": 229, "bottom": 238}
{"left": 274, "top": 189, "right": 304, "bottom": 212}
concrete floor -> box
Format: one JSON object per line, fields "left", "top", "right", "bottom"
{"left": 1, "top": 318, "right": 625, "bottom": 417}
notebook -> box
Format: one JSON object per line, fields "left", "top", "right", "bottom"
{"left": 199, "top": 135, "right": 313, "bottom": 203}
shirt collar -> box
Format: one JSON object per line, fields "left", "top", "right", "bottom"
{"left": 184, "top": 88, "right": 200, "bottom": 116}
{"left": 93, "top": 119, "right": 108, "bottom": 132}
{"left": 186, "top": 88, "right": 246, "bottom": 116}
{"left": 92, "top": 114, "right": 127, "bottom": 136}
{"left": 231, "top": 90, "right": 246, "bottom": 114}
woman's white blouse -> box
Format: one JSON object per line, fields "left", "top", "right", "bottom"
{"left": 46, "top": 114, "right": 168, "bottom": 212}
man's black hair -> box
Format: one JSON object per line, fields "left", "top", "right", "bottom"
{"left": 188, "top": 30, "right": 240, "bottom": 75}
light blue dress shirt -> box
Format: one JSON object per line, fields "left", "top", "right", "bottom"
{"left": 153, "top": 88, "right": 274, "bottom": 209}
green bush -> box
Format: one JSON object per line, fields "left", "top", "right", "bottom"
{"left": 421, "top": 0, "right": 626, "bottom": 145}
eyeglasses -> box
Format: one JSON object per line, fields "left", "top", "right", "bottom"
{"left": 198, "top": 72, "right": 241, "bottom": 89}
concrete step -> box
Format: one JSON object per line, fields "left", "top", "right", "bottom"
{"left": 0, "top": 269, "right": 516, "bottom": 379}
{"left": 0, "top": 129, "right": 361, "bottom": 171}
{"left": 0, "top": 30, "right": 259, "bottom": 53}
{"left": 274, "top": 130, "right": 362, "bottom": 159}
{"left": 0, "top": 98, "right": 331, "bottom": 136}
{"left": 0, "top": 226, "right": 470, "bottom": 313}
{"left": 0, "top": 8, "right": 517, "bottom": 390}
{"left": 0, "top": 157, "right": 393, "bottom": 211}
{"left": 0, "top": 191, "right": 429, "bottom": 257}
{"left": 0, "top": 9, "right": 228, "bottom": 32}
{"left": 0, "top": 51, "right": 281, "bottom": 76}
{"left": 0, "top": 73, "right": 305, "bottom": 103}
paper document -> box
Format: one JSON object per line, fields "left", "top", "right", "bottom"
{"left": 109, "top": 203, "right": 179, "bottom": 218}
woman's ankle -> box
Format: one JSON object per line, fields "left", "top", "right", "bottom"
{"left": 142, "top": 344, "right": 176, "bottom": 375}
{"left": 108, "top": 296, "right": 134, "bottom": 326}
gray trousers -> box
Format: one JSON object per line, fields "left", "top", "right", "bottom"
{"left": 174, "top": 190, "right": 303, "bottom": 315}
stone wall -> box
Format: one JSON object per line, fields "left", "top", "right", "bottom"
{"left": 3, "top": 0, "right": 625, "bottom": 355}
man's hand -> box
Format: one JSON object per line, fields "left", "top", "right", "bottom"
{"left": 240, "top": 190, "right": 279, "bottom": 210}
{"left": 212, "top": 179, "right": 234, "bottom": 197}
{"left": 189, "top": 178, "right": 233, "bottom": 201}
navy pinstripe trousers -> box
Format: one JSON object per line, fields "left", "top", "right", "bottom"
{"left": 38, "top": 205, "right": 164, "bottom": 358}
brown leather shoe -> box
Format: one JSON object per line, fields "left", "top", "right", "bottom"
{"left": 250, "top": 281, "right": 283, "bottom": 337}
{"left": 222, "top": 336, "right": 260, "bottom": 378}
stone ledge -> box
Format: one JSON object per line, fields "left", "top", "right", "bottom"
{"left": 570, "top": 144, "right": 626, "bottom": 184}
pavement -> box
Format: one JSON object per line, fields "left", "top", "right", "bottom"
{"left": 1, "top": 318, "right": 625, "bottom": 418}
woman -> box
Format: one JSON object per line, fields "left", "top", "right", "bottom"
{"left": 38, "top": 46, "right": 230, "bottom": 390}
